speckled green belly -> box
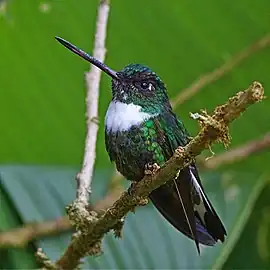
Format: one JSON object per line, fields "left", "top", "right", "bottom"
{"left": 105, "top": 119, "right": 167, "bottom": 181}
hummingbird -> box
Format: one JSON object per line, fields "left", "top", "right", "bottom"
{"left": 55, "top": 36, "right": 226, "bottom": 253}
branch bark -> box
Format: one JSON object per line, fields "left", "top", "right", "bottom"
{"left": 171, "top": 34, "right": 270, "bottom": 108}
{"left": 76, "top": 0, "right": 110, "bottom": 205}
{"left": 52, "top": 82, "right": 264, "bottom": 269}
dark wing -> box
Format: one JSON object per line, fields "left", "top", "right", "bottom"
{"left": 189, "top": 164, "right": 227, "bottom": 243}
{"left": 149, "top": 111, "right": 226, "bottom": 252}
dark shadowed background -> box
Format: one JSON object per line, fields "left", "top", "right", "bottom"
{"left": 0, "top": 0, "right": 269, "bottom": 269}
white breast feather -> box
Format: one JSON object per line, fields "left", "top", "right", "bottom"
{"left": 105, "top": 101, "right": 157, "bottom": 133}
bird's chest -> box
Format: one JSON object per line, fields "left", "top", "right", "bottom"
{"left": 105, "top": 101, "right": 165, "bottom": 180}
{"left": 105, "top": 126, "right": 162, "bottom": 181}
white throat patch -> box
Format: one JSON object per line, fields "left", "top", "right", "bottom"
{"left": 105, "top": 101, "right": 157, "bottom": 133}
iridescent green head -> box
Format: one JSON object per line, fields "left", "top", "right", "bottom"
{"left": 113, "top": 63, "right": 171, "bottom": 112}
{"left": 55, "top": 37, "right": 171, "bottom": 113}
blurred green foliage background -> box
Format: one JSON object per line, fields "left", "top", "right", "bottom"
{"left": 0, "top": 0, "right": 269, "bottom": 269}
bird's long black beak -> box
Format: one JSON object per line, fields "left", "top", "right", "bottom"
{"left": 55, "top": 36, "right": 118, "bottom": 80}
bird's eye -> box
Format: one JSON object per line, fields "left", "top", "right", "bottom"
{"left": 141, "top": 82, "right": 149, "bottom": 89}
{"left": 140, "top": 82, "right": 154, "bottom": 91}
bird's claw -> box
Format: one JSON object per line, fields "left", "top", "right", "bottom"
{"left": 144, "top": 163, "right": 160, "bottom": 175}
{"left": 127, "top": 182, "right": 137, "bottom": 196}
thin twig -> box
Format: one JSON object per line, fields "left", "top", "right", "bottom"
{"left": 201, "top": 132, "right": 270, "bottom": 169}
{"left": 0, "top": 186, "right": 122, "bottom": 249}
{"left": 53, "top": 82, "right": 264, "bottom": 270}
{"left": 76, "top": 0, "right": 110, "bottom": 205}
{"left": 0, "top": 217, "right": 71, "bottom": 248}
{"left": 171, "top": 34, "right": 270, "bottom": 108}
{"left": 36, "top": 4, "right": 111, "bottom": 262}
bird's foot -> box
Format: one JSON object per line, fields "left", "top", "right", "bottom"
{"left": 175, "top": 146, "right": 192, "bottom": 167}
{"left": 175, "top": 146, "right": 185, "bottom": 153}
{"left": 144, "top": 163, "right": 160, "bottom": 175}
{"left": 127, "top": 182, "right": 137, "bottom": 196}
{"left": 127, "top": 182, "right": 149, "bottom": 212}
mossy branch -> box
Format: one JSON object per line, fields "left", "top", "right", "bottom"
{"left": 47, "top": 82, "right": 265, "bottom": 270}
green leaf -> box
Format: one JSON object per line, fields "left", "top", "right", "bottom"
{"left": 0, "top": 183, "right": 38, "bottom": 269}
{"left": 0, "top": 165, "right": 268, "bottom": 268}
{"left": 223, "top": 181, "right": 270, "bottom": 269}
